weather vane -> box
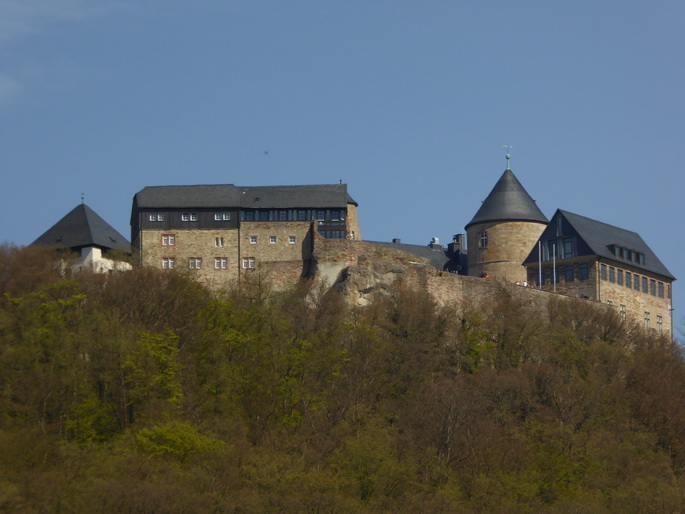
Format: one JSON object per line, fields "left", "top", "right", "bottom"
{"left": 81, "top": 192, "right": 85, "bottom": 204}
{"left": 502, "top": 145, "right": 513, "bottom": 170}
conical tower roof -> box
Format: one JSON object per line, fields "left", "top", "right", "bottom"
{"left": 32, "top": 203, "right": 130, "bottom": 251}
{"left": 465, "top": 169, "right": 548, "bottom": 229}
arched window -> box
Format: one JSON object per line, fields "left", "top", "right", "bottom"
{"left": 479, "top": 231, "right": 488, "bottom": 248}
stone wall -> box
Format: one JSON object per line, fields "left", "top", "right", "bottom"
{"left": 312, "top": 238, "right": 556, "bottom": 317}
{"left": 345, "top": 204, "right": 361, "bottom": 241}
{"left": 467, "top": 220, "right": 547, "bottom": 283}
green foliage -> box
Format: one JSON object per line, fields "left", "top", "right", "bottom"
{"left": 1, "top": 244, "right": 685, "bottom": 511}
{"left": 136, "top": 421, "right": 222, "bottom": 461}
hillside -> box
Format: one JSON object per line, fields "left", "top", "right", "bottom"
{"left": 1, "top": 244, "right": 684, "bottom": 512}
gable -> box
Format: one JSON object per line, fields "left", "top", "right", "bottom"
{"left": 524, "top": 209, "right": 674, "bottom": 280}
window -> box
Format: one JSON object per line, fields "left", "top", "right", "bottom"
{"left": 244, "top": 211, "right": 255, "bottom": 221}
{"left": 269, "top": 235, "right": 277, "bottom": 244}
{"left": 622, "top": 248, "right": 628, "bottom": 260}
{"left": 297, "top": 210, "right": 307, "bottom": 221}
{"left": 242, "top": 257, "right": 255, "bottom": 269}
{"left": 600, "top": 264, "right": 607, "bottom": 280}
{"left": 162, "top": 258, "right": 175, "bottom": 270}
{"left": 552, "top": 268, "right": 560, "bottom": 283}
{"left": 609, "top": 267, "right": 615, "bottom": 283}
{"left": 579, "top": 263, "right": 589, "bottom": 281}
{"left": 215, "top": 237, "right": 224, "bottom": 247}
{"left": 325, "top": 230, "right": 343, "bottom": 239}
{"left": 316, "top": 210, "right": 325, "bottom": 220}
{"left": 190, "top": 213, "right": 198, "bottom": 222}
{"left": 215, "top": 212, "right": 231, "bottom": 221}
{"left": 617, "top": 269, "right": 623, "bottom": 286}
{"left": 214, "top": 257, "right": 227, "bottom": 269}
{"left": 625, "top": 272, "right": 632, "bottom": 289}
{"left": 250, "top": 235, "right": 257, "bottom": 244}
{"left": 656, "top": 315, "right": 663, "bottom": 334}
{"left": 182, "top": 213, "right": 190, "bottom": 222}
{"left": 564, "top": 266, "right": 574, "bottom": 282}
{"left": 562, "top": 238, "right": 574, "bottom": 258}
{"left": 633, "top": 274, "right": 640, "bottom": 291}
{"left": 650, "top": 279, "right": 656, "bottom": 296}
{"left": 638, "top": 254, "right": 645, "bottom": 266}
{"left": 149, "top": 213, "right": 164, "bottom": 222}
{"left": 658, "top": 282, "right": 664, "bottom": 298}
{"left": 189, "top": 258, "right": 202, "bottom": 269}
{"left": 260, "top": 211, "right": 269, "bottom": 221}
{"left": 331, "top": 210, "right": 341, "bottom": 221}
{"left": 620, "top": 305, "right": 626, "bottom": 322}
{"left": 279, "top": 210, "right": 288, "bottom": 221}
{"left": 161, "top": 234, "right": 175, "bottom": 246}
{"left": 644, "top": 311, "right": 650, "bottom": 330}
{"left": 642, "top": 276, "right": 648, "bottom": 293}
{"left": 479, "top": 231, "right": 488, "bottom": 248}
{"left": 289, "top": 236, "right": 296, "bottom": 244}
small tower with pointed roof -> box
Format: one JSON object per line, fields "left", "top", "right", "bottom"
{"left": 32, "top": 203, "right": 132, "bottom": 273}
{"left": 465, "top": 160, "right": 548, "bottom": 282}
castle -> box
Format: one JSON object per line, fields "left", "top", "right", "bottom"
{"left": 32, "top": 165, "right": 675, "bottom": 336}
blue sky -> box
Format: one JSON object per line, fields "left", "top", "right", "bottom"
{"left": 1, "top": 0, "right": 683, "bottom": 337}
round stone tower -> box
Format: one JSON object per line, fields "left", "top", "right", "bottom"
{"left": 465, "top": 168, "right": 548, "bottom": 283}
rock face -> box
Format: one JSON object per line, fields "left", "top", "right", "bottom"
{"left": 311, "top": 239, "right": 435, "bottom": 306}
{"left": 309, "top": 238, "right": 556, "bottom": 318}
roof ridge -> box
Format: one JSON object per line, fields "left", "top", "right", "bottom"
{"left": 558, "top": 209, "right": 641, "bottom": 237}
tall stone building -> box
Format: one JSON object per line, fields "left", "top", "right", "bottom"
{"left": 130, "top": 183, "right": 360, "bottom": 289}
{"left": 523, "top": 209, "right": 675, "bottom": 335}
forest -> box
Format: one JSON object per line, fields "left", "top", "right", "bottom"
{"left": 1, "top": 244, "right": 684, "bottom": 512}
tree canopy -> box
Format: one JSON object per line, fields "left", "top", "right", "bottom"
{"left": 0, "top": 244, "right": 683, "bottom": 512}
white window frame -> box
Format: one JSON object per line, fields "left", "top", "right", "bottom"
{"left": 162, "top": 234, "right": 175, "bottom": 246}
{"left": 189, "top": 257, "right": 202, "bottom": 269}
{"left": 214, "top": 257, "right": 227, "bottom": 269}
{"left": 250, "top": 235, "right": 258, "bottom": 244}
{"left": 162, "top": 258, "right": 175, "bottom": 270}
{"left": 190, "top": 213, "right": 198, "bottom": 222}
{"left": 289, "top": 235, "right": 296, "bottom": 244}
{"left": 269, "top": 235, "right": 277, "bottom": 244}
{"left": 215, "top": 237, "right": 224, "bottom": 247}
{"left": 182, "top": 213, "right": 190, "bottom": 222}
{"left": 242, "top": 257, "right": 255, "bottom": 269}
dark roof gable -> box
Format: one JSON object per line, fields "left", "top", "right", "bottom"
{"left": 32, "top": 204, "right": 130, "bottom": 252}
{"left": 524, "top": 209, "right": 675, "bottom": 280}
{"left": 466, "top": 169, "right": 548, "bottom": 229}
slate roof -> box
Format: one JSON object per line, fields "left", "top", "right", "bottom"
{"left": 32, "top": 204, "right": 130, "bottom": 252}
{"left": 133, "top": 184, "right": 357, "bottom": 209}
{"left": 524, "top": 209, "right": 675, "bottom": 280}
{"left": 466, "top": 169, "right": 548, "bottom": 229}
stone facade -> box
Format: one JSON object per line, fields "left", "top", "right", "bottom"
{"left": 343, "top": 204, "right": 361, "bottom": 241}
{"left": 525, "top": 259, "right": 673, "bottom": 335}
{"left": 466, "top": 220, "right": 546, "bottom": 283}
